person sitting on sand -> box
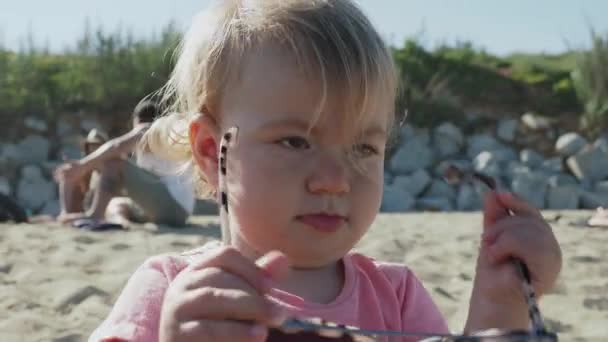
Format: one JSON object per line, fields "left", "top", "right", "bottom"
{"left": 57, "top": 128, "right": 109, "bottom": 223}
{"left": 90, "top": 1, "right": 562, "bottom": 341}
{"left": 54, "top": 100, "right": 195, "bottom": 229}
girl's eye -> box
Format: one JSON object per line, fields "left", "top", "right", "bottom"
{"left": 278, "top": 136, "right": 311, "bottom": 150}
{"left": 353, "top": 144, "right": 379, "bottom": 157}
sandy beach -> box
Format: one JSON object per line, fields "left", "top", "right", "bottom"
{"left": 1, "top": 210, "right": 606, "bottom": 341}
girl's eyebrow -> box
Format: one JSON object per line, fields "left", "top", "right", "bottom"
{"left": 258, "top": 118, "right": 387, "bottom": 138}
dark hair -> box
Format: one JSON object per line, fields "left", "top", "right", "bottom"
{"left": 132, "top": 100, "right": 159, "bottom": 123}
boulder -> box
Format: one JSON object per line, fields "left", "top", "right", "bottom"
{"left": 546, "top": 186, "right": 580, "bottom": 210}
{"left": 496, "top": 118, "right": 518, "bottom": 142}
{"left": 580, "top": 191, "right": 608, "bottom": 209}
{"left": 433, "top": 122, "right": 464, "bottom": 158}
{"left": 423, "top": 179, "right": 456, "bottom": 200}
{"left": 555, "top": 132, "right": 587, "bottom": 156}
{"left": 547, "top": 173, "right": 579, "bottom": 188}
{"left": 456, "top": 183, "right": 482, "bottom": 211}
{"left": 566, "top": 145, "right": 608, "bottom": 182}
{"left": 541, "top": 157, "right": 563, "bottom": 173}
{"left": 0, "top": 177, "right": 10, "bottom": 196}
{"left": 24, "top": 116, "right": 48, "bottom": 132}
{"left": 510, "top": 170, "right": 548, "bottom": 209}
{"left": 416, "top": 197, "right": 453, "bottom": 211}
{"left": 16, "top": 165, "right": 56, "bottom": 212}
{"left": 393, "top": 170, "right": 432, "bottom": 197}
{"left": 17, "top": 135, "right": 51, "bottom": 164}
{"left": 390, "top": 138, "right": 435, "bottom": 174}
{"left": 466, "top": 134, "right": 503, "bottom": 159}
{"left": 381, "top": 180, "right": 416, "bottom": 213}
{"left": 521, "top": 112, "right": 552, "bottom": 130}
{"left": 520, "top": 149, "right": 544, "bottom": 168}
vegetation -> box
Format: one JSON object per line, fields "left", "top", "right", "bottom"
{"left": 0, "top": 23, "right": 606, "bottom": 136}
{"left": 571, "top": 29, "right": 608, "bottom": 136}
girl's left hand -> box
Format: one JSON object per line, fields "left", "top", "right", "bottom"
{"left": 466, "top": 191, "right": 562, "bottom": 330}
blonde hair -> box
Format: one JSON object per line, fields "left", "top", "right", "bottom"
{"left": 143, "top": 0, "right": 398, "bottom": 198}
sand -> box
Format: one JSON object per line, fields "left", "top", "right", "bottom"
{"left": 0, "top": 210, "right": 606, "bottom": 341}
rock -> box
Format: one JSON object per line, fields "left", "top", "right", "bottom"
{"left": 57, "top": 144, "right": 82, "bottom": 161}
{"left": 433, "top": 122, "right": 464, "bottom": 158}
{"left": 580, "top": 191, "right": 608, "bottom": 209}
{"left": 491, "top": 147, "right": 518, "bottom": 164}
{"left": 456, "top": 184, "right": 482, "bottom": 211}
{"left": 416, "top": 197, "right": 453, "bottom": 211}
{"left": 547, "top": 174, "right": 579, "bottom": 188}
{"left": 16, "top": 165, "right": 56, "bottom": 212}
{"left": 414, "top": 127, "right": 431, "bottom": 146}
{"left": 466, "top": 134, "right": 502, "bottom": 159}
{"left": 0, "top": 177, "right": 10, "bottom": 195}
{"left": 520, "top": 149, "right": 544, "bottom": 168}
{"left": 383, "top": 171, "right": 393, "bottom": 186}
{"left": 594, "top": 136, "right": 608, "bottom": 153}
{"left": 521, "top": 112, "right": 552, "bottom": 130}
{"left": 472, "top": 151, "right": 503, "bottom": 179}
{"left": 566, "top": 145, "right": 608, "bottom": 182}
{"left": 398, "top": 124, "right": 416, "bottom": 141}
{"left": 24, "top": 116, "right": 47, "bottom": 132}
{"left": 541, "top": 157, "right": 563, "bottom": 173}
{"left": 40, "top": 200, "right": 60, "bottom": 216}
{"left": 555, "top": 132, "right": 587, "bottom": 156}
{"left": 389, "top": 138, "right": 435, "bottom": 174}
{"left": 56, "top": 120, "right": 74, "bottom": 136}
{"left": 496, "top": 118, "right": 518, "bottom": 142}
{"left": 511, "top": 170, "right": 548, "bottom": 209}
{"left": 434, "top": 159, "right": 472, "bottom": 178}
{"left": 17, "top": 135, "right": 51, "bottom": 164}
{"left": 393, "top": 170, "right": 432, "bottom": 197}
{"left": 423, "top": 179, "right": 456, "bottom": 200}
{"left": 546, "top": 186, "right": 580, "bottom": 209}
{"left": 80, "top": 118, "right": 103, "bottom": 132}
{"left": 594, "top": 181, "right": 608, "bottom": 194}
{"left": 381, "top": 181, "right": 416, "bottom": 212}
{"left": 0, "top": 143, "right": 21, "bottom": 166}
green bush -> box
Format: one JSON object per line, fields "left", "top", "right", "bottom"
{"left": 571, "top": 29, "right": 608, "bottom": 135}
{"left": 0, "top": 23, "right": 180, "bottom": 126}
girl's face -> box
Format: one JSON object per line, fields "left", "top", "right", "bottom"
{"left": 203, "top": 47, "right": 391, "bottom": 268}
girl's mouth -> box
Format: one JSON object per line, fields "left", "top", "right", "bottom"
{"left": 296, "top": 213, "right": 346, "bottom": 233}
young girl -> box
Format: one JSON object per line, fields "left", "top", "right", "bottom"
{"left": 90, "top": 1, "right": 562, "bottom": 341}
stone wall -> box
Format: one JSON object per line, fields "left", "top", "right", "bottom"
{"left": 2, "top": 112, "right": 607, "bottom": 216}
{"left": 382, "top": 112, "right": 608, "bottom": 212}
{"left": 0, "top": 115, "right": 108, "bottom": 216}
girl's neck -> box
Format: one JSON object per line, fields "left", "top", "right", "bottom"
{"left": 229, "top": 235, "right": 345, "bottom": 304}
{"left": 276, "top": 259, "right": 345, "bottom": 304}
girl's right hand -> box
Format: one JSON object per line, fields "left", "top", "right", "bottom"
{"left": 159, "top": 247, "right": 289, "bottom": 342}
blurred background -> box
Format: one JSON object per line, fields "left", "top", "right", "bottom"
{"left": 2, "top": 0, "right": 608, "bottom": 215}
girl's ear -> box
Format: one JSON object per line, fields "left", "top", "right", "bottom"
{"left": 189, "top": 112, "right": 220, "bottom": 190}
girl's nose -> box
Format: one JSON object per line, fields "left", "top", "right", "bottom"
{"left": 306, "top": 154, "right": 351, "bottom": 195}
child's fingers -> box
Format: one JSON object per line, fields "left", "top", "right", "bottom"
{"left": 483, "top": 191, "right": 542, "bottom": 229}
{"left": 495, "top": 192, "right": 542, "bottom": 218}
{"left": 188, "top": 246, "right": 271, "bottom": 294}
{"left": 175, "top": 287, "right": 285, "bottom": 326}
{"left": 178, "top": 319, "right": 267, "bottom": 342}
{"left": 482, "top": 191, "right": 510, "bottom": 228}
{"left": 255, "top": 250, "right": 290, "bottom": 282}
{"left": 482, "top": 219, "right": 561, "bottom": 294}
{"left": 482, "top": 216, "right": 547, "bottom": 263}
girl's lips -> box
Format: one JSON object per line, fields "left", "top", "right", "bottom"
{"left": 297, "top": 214, "right": 346, "bottom": 233}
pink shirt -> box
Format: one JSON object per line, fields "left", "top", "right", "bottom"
{"left": 90, "top": 243, "right": 448, "bottom": 342}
